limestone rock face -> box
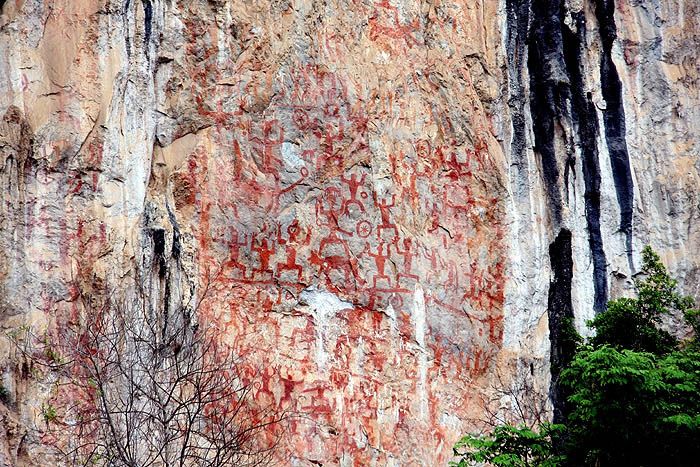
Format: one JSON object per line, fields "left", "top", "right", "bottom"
{"left": 0, "top": 0, "right": 698, "bottom": 465}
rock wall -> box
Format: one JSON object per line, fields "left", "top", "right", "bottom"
{"left": 0, "top": 0, "right": 698, "bottom": 465}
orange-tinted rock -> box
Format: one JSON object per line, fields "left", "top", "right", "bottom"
{"left": 1, "top": 0, "right": 699, "bottom": 465}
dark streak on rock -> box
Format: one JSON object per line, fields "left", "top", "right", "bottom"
{"left": 527, "top": 0, "right": 569, "bottom": 227}
{"left": 595, "top": 0, "right": 635, "bottom": 269}
{"left": 152, "top": 228, "right": 167, "bottom": 278}
{"left": 124, "top": 0, "right": 131, "bottom": 57}
{"left": 548, "top": 228, "right": 575, "bottom": 424}
{"left": 524, "top": 0, "right": 608, "bottom": 422}
{"left": 505, "top": 0, "right": 531, "bottom": 202}
{"left": 142, "top": 0, "right": 152, "bottom": 55}
{"left": 166, "top": 201, "right": 181, "bottom": 260}
{"left": 562, "top": 12, "right": 608, "bottom": 314}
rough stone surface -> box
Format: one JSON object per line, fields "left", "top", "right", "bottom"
{"left": 0, "top": 0, "right": 698, "bottom": 465}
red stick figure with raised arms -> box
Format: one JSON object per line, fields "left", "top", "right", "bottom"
{"left": 277, "top": 220, "right": 310, "bottom": 281}
{"left": 341, "top": 172, "right": 367, "bottom": 215}
{"left": 362, "top": 241, "right": 392, "bottom": 288}
{"left": 224, "top": 227, "right": 249, "bottom": 278}
{"left": 252, "top": 235, "right": 275, "bottom": 279}
{"left": 394, "top": 237, "right": 419, "bottom": 286}
{"left": 374, "top": 192, "right": 397, "bottom": 240}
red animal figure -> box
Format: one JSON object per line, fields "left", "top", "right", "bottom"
{"left": 369, "top": 0, "right": 421, "bottom": 48}
{"left": 309, "top": 250, "right": 361, "bottom": 291}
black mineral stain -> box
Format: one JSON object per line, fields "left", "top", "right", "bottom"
{"left": 152, "top": 228, "right": 166, "bottom": 278}
{"left": 167, "top": 202, "right": 181, "bottom": 260}
{"left": 142, "top": 0, "right": 152, "bottom": 52}
{"left": 527, "top": 0, "right": 568, "bottom": 227}
{"left": 595, "top": 0, "right": 635, "bottom": 269}
{"left": 513, "top": 0, "right": 612, "bottom": 425}
{"left": 124, "top": 0, "right": 131, "bottom": 57}
{"left": 525, "top": 0, "right": 610, "bottom": 314}
{"left": 562, "top": 12, "right": 608, "bottom": 315}
{"left": 505, "top": 0, "right": 531, "bottom": 202}
{"left": 547, "top": 228, "right": 575, "bottom": 425}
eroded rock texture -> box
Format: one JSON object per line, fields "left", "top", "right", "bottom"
{"left": 0, "top": 0, "right": 698, "bottom": 465}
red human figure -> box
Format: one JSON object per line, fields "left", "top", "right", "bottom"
{"left": 224, "top": 227, "right": 249, "bottom": 278}
{"left": 252, "top": 237, "right": 275, "bottom": 278}
{"left": 397, "top": 159, "right": 420, "bottom": 209}
{"left": 362, "top": 241, "right": 392, "bottom": 288}
{"left": 444, "top": 148, "right": 470, "bottom": 179}
{"left": 249, "top": 119, "right": 284, "bottom": 174}
{"left": 423, "top": 245, "right": 440, "bottom": 284}
{"left": 316, "top": 121, "right": 345, "bottom": 171}
{"left": 426, "top": 201, "right": 441, "bottom": 233}
{"left": 394, "top": 237, "right": 419, "bottom": 285}
{"left": 341, "top": 172, "right": 368, "bottom": 214}
{"left": 277, "top": 221, "right": 310, "bottom": 281}
{"left": 444, "top": 258, "right": 459, "bottom": 290}
{"left": 463, "top": 259, "right": 484, "bottom": 303}
{"left": 373, "top": 192, "right": 397, "bottom": 240}
{"left": 316, "top": 187, "right": 353, "bottom": 256}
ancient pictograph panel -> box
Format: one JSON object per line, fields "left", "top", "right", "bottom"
{"left": 174, "top": 51, "right": 507, "bottom": 462}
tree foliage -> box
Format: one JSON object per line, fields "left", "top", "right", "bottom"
{"left": 452, "top": 246, "right": 700, "bottom": 467}
{"left": 587, "top": 247, "right": 691, "bottom": 354}
{"left": 451, "top": 424, "right": 565, "bottom": 467}
{"left": 561, "top": 346, "right": 700, "bottom": 466}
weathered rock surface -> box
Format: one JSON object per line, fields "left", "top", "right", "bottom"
{"left": 0, "top": 0, "right": 698, "bottom": 465}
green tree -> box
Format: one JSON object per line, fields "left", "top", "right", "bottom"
{"left": 559, "top": 246, "right": 700, "bottom": 466}
{"left": 451, "top": 424, "right": 565, "bottom": 467}
{"left": 561, "top": 346, "right": 700, "bottom": 466}
{"left": 451, "top": 246, "right": 700, "bottom": 467}
{"left": 587, "top": 246, "right": 692, "bottom": 354}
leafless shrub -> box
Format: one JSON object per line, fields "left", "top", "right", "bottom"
{"left": 7, "top": 285, "right": 285, "bottom": 467}
{"left": 475, "top": 360, "right": 552, "bottom": 431}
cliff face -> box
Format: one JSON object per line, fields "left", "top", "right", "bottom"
{"left": 0, "top": 0, "right": 698, "bottom": 465}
